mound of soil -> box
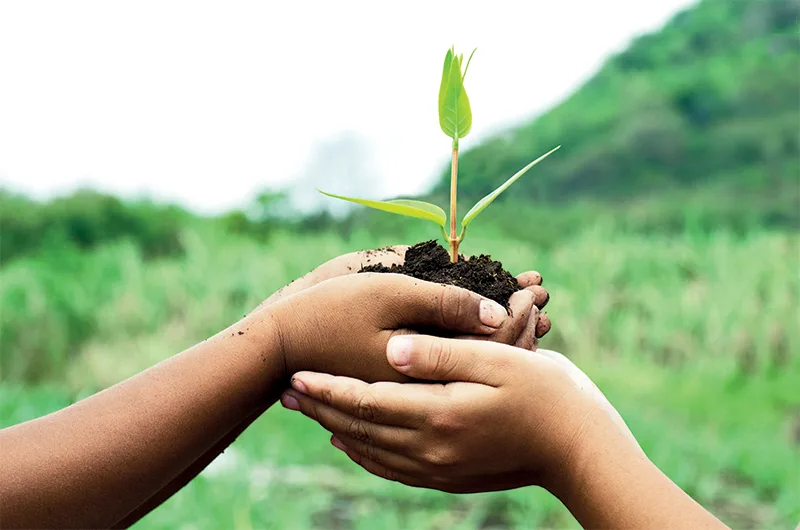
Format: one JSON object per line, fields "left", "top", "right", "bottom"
{"left": 361, "top": 240, "right": 520, "bottom": 307}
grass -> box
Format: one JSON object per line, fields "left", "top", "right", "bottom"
{"left": 1, "top": 220, "right": 798, "bottom": 529}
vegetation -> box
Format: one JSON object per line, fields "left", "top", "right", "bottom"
{"left": 1, "top": 0, "right": 798, "bottom": 527}
{"left": 319, "top": 47, "right": 559, "bottom": 262}
{"left": 430, "top": 0, "right": 799, "bottom": 227}
{"left": 1, "top": 222, "right": 798, "bottom": 528}
{"left": 0, "top": 189, "right": 188, "bottom": 266}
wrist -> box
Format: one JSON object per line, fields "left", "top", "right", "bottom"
{"left": 543, "top": 406, "right": 644, "bottom": 505}
{"left": 236, "top": 304, "right": 293, "bottom": 387}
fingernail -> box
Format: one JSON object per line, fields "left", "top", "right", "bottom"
{"left": 291, "top": 377, "right": 308, "bottom": 394}
{"left": 281, "top": 393, "right": 299, "bottom": 411}
{"left": 387, "top": 335, "right": 413, "bottom": 366}
{"left": 331, "top": 436, "right": 348, "bottom": 451}
{"left": 479, "top": 299, "right": 507, "bottom": 328}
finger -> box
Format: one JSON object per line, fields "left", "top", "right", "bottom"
{"left": 288, "top": 372, "right": 428, "bottom": 427}
{"left": 515, "top": 304, "right": 540, "bottom": 351}
{"left": 386, "top": 335, "right": 522, "bottom": 386}
{"left": 516, "top": 271, "right": 543, "bottom": 288}
{"left": 282, "top": 389, "right": 416, "bottom": 453}
{"left": 377, "top": 275, "right": 508, "bottom": 335}
{"left": 527, "top": 285, "right": 550, "bottom": 309}
{"left": 536, "top": 312, "right": 551, "bottom": 338}
{"left": 488, "top": 289, "right": 534, "bottom": 346}
{"left": 329, "top": 432, "right": 427, "bottom": 475}
{"left": 332, "top": 437, "right": 434, "bottom": 490}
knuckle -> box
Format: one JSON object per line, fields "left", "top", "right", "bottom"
{"left": 438, "top": 285, "right": 465, "bottom": 329}
{"left": 346, "top": 418, "right": 372, "bottom": 445}
{"left": 320, "top": 387, "right": 334, "bottom": 407}
{"left": 362, "top": 441, "right": 381, "bottom": 464}
{"left": 428, "top": 411, "right": 459, "bottom": 433}
{"left": 355, "top": 392, "right": 381, "bottom": 423}
{"left": 428, "top": 340, "right": 455, "bottom": 379}
{"left": 309, "top": 401, "right": 324, "bottom": 423}
{"left": 423, "top": 447, "right": 457, "bottom": 468}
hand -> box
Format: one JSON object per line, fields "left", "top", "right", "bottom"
{"left": 262, "top": 273, "right": 511, "bottom": 383}
{"left": 255, "top": 246, "right": 552, "bottom": 350}
{"left": 280, "top": 336, "right": 639, "bottom": 493}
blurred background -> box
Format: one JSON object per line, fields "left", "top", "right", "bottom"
{"left": 1, "top": 0, "right": 798, "bottom": 528}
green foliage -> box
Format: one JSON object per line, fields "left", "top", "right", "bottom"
{"left": 317, "top": 191, "right": 447, "bottom": 229}
{"left": 320, "top": 46, "right": 557, "bottom": 251}
{"left": 433, "top": 0, "right": 800, "bottom": 212}
{"left": 0, "top": 189, "right": 187, "bottom": 266}
{"left": 2, "top": 2, "right": 799, "bottom": 526}
{"left": 462, "top": 146, "right": 560, "bottom": 229}
{"left": 1, "top": 223, "right": 797, "bottom": 528}
{"left": 438, "top": 47, "right": 473, "bottom": 141}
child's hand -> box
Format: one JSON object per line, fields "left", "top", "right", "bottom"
{"left": 254, "top": 246, "right": 551, "bottom": 350}
{"left": 261, "top": 273, "right": 512, "bottom": 382}
{"left": 281, "top": 336, "right": 638, "bottom": 493}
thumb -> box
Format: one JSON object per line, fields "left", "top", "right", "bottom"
{"left": 376, "top": 275, "right": 508, "bottom": 336}
{"left": 386, "top": 335, "right": 516, "bottom": 386}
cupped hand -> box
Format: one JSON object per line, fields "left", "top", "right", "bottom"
{"left": 254, "top": 245, "right": 551, "bottom": 350}
{"left": 263, "top": 273, "right": 510, "bottom": 382}
{"left": 280, "top": 336, "right": 639, "bottom": 494}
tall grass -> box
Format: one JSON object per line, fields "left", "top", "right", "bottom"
{"left": 1, "top": 221, "right": 798, "bottom": 528}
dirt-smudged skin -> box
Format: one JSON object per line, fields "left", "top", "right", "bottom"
{"left": 360, "top": 240, "right": 520, "bottom": 308}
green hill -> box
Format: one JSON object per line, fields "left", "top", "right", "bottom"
{"left": 433, "top": 0, "right": 800, "bottom": 213}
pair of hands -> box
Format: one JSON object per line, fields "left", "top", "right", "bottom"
{"left": 251, "top": 246, "right": 551, "bottom": 383}
{"left": 281, "top": 337, "right": 638, "bottom": 494}
{"left": 253, "top": 245, "right": 636, "bottom": 495}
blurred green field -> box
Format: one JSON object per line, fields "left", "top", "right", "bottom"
{"left": 2, "top": 1, "right": 798, "bottom": 527}
{"left": 2, "top": 219, "right": 798, "bottom": 529}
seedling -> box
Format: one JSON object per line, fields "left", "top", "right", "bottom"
{"left": 319, "top": 47, "right": 560, "bottom": 263}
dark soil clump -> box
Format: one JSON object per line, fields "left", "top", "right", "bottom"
{"left": 360, "top": 240, "right": 520, "bottom": 307}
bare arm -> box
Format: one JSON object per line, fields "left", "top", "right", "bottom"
{"left": 2, "top": 265, "right": 547, "bottom": 529}
{"left": 1, "top": 309, "right": 284, "bottom": 529}
{"left": 283, "top": 337, "right": 728, "bottom": 529}
{"left": 116, "top": 250, "right": 551, "bottom": 528}
{"left": 548, "top": 398, "right": 725, "bottom": 529}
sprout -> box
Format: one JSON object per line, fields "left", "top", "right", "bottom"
{"left": 320, "top": 47, "right": 560, "bottom": 262}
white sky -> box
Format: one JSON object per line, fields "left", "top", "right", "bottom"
{"left": 0, "top": 0, "right": 695, "bottom": 214}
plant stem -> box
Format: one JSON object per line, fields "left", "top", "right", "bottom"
{"left": 449, "top": 143, "right": 459, "bottom": 263}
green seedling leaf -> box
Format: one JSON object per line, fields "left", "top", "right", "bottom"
{"left": 317, "top": 190, "right": 446, "bottom": 227}
{"left": 438, "top": 47, "right": 472, "bottom": 140}
{"left": 461, "top": 145, "right": 561, "bottom": 228}
{"left": 438, "top": 48, "right": 454, "bottom": 123}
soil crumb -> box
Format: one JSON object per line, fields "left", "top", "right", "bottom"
{"left": 360, "top": 240, "right": 519, "bottom": 307}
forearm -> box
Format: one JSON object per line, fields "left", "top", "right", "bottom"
{"left": 115, "top": 403, "right": 270, "bottom": 528}
{"left": 0, "top": 308, "right": 285, "bottom": 529}
{"left": 550, "top": 413, "right": 727, "bottom": 529}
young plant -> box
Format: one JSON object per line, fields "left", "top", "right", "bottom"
{"left": 319, "top": 47, "right": 560, "bottom": 263}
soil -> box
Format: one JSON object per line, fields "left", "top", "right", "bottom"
{"left": 360, "top": 240, "right": 520, "bottom": 307}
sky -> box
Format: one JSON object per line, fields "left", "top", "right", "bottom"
{"left": 0, "top": 0, "right": 696, "bottom": 214}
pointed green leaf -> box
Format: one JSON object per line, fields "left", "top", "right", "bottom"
{"left": 385, "top": 199, "right": 447, "bottom": 226}
{"left": 461, "top": 145, "right": 561, "bottom": 228}
{"left": 317, "top": 190, "right": 446, "bottom": 227}
{"left": 439, "top": 48, "right": 472, "bottom": 139}
{"left": 438, "top": 49, "right": 454, "bottom": 131}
